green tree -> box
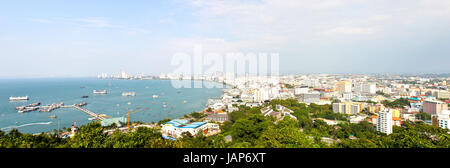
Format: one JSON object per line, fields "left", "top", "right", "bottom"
{"left": 258, "top": 118, "right": 317, "bottom": 148}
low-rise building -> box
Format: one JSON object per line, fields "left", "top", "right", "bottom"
{"left": 161, "top": 119, "right": 220, "bottom": 140}
{"left": 298, "top": 92, "right": 320, "bottom": 104}
{"left": 206, "top": 112, "right": 229, "bottom": 123}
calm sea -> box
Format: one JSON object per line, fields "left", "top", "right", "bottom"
{"left": 0, "top": 78, "right": 224, "bottom": 134}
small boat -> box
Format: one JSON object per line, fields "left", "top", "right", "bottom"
{"left": 184, "top": 100, "right": 187, "bottom": 104}
{"left": 127, "top": 102, "right": 131, "bottom": 105}
{"left": 82, "top": 95, "right": 89, "bottom": 98}
{"left": 152, "top": 95, "right": 158, "bottom": 99}
{"left": 93, "top": 90, "right": 107, "bottom": 94}
{"left": 162, "top": 105, "right": 167, "bottom": 108}
{"left": 80, "top": 86, "right": 86, "bottom": 88}
{"left": 49, "top": 115, "right": 57, "bottom": 119}
{"left": 152, "top": 102, "right": 156, "bottom": 104}
{"left": 122, "top": 92, "right": 136, "bottom": 96}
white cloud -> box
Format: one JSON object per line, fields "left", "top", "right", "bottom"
{"left": 320, "top": 26, "right": 376, "bottom": 36}
{"left": 29, "top": 17, "right": 151, "bottom": 35}
{"left": 29, "top": 18, "right": 53, "bottom": 23}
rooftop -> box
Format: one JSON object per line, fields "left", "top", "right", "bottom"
{"left": 165, "top": 119, "right": 206, "bottom": 129}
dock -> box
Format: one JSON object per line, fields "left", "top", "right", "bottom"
{"left": 73, "top": 105, "right": 106, "bottom": 120}
{"left": 17, "top": 103, "right": 109, "bottom": 120}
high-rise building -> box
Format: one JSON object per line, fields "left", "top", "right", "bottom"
{"left": 336, "top": 81, "right": 352, "bottom": 94}
{"left": 377, "top": 109, "right": 393, "bottom": 135}
{"left": 432, "top": 110, "right": 450, "bottom": 129}
{"left": 423, "top": 100, "right": 448, "bottom": 115}
{"left": 253, "top": 87, "right": 270, "bottom": 102}
{"left": 333, "top": 102, "right": 361, "bottom": 115}
{"left": 354, "top": 83, "right": 376, "bottom": 95}
{"left": 120, "top": 69, "right": 128, "bottom": 79}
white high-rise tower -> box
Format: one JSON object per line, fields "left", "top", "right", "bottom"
{"left": 377, "top": 109, "right": 393, "bottom": 135}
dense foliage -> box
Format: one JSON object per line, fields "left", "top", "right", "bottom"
{"left": 1, "top": 99, "right": 449, "bottom": 148}
{"left": 382, "top": 98, "right": 410, "bottom": 108}
{"left": 416, "top": 112, "right": 431, "bottom": 121}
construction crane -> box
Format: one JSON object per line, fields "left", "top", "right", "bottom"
{"left": 123, "top": 107, "right": 149, "bottom": 130}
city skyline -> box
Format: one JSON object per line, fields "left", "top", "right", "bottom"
{"left": 1, "top": 0, "right": 450, "bottom": 78}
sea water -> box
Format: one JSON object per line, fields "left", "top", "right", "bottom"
{"left": 0, "top": 78, "right": 223, "bottom": 134}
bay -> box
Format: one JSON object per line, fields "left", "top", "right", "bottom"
{"left": 0, "top": 78, "right": 223, "bottom": 134}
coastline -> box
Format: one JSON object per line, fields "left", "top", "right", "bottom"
{"left": 1, "top": 78, "right": 226, "bottom": 134}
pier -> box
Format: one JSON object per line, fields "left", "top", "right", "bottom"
{"left": 18, "top": 103, "right": 109, "bottom": 121}
{"left": 73, "top": 105, "right": 106, "bottom": 120}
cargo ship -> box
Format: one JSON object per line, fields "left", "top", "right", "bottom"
{"left": 9, "top": 96, "right": 29, "bottom": 101}
{"left": 93, "top": 90, "right": 107, "bottom": 94}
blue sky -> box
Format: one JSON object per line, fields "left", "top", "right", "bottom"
{"left": 0, "top": 0, "right": 449, "bottom": 77}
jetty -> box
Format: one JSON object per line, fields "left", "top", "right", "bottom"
{"left": 16, "top": 102, "right": 110, "bottom": 120}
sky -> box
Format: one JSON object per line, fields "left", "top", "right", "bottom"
{"left": 0, "top": 0, "right": 449, "bottom": 78}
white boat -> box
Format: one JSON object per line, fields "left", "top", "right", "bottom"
{"left": 9, "top": 96, "right": 29, "bottom": 101}
{"left": 122, "top": 92, "right": 136, "bottom": 96}
{"left": 93, "top": 90, "right": 107, "bottom": 94}
{"left": 152, "top": 95, "right": 158, "bottom": 98}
